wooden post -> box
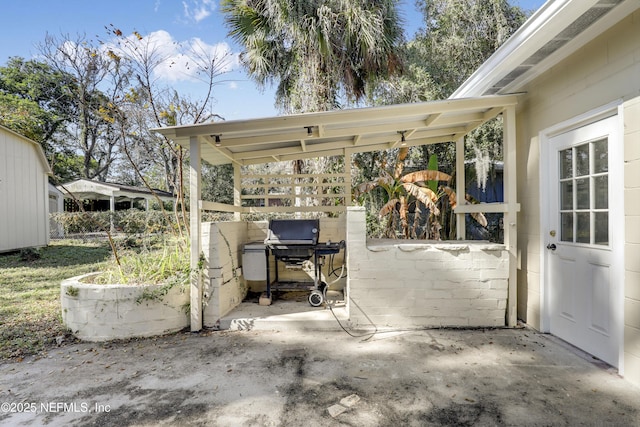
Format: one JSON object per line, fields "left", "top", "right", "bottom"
{"left": 109, "top": 195, "right": 115, "bottom": 233}
{"left": 233, "top": 163, "right": 241, "bottom": 221}
{"left": 344, "top": 148, "right": 352, "bottom": 206}
{"left": 456, "top": 137, "right": 466, "bottom": 240}
{"left": 189, "top": 136, "right": 203, "bottom": 332}
{"left": 503, "top": 105, "right": 518, "bottom": 327}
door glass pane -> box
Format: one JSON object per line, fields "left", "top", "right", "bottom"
{"left": 594, "top": 176, "right": 608, "bottom": 209}
{"left": 561, "top": 213, "right": 573, "bottom": 242}
{"left": 560, "top": 149, "right": 573, "bottom": 179}
{"left": 593, "top": 138, "right": 608, "bottom": 173}
{"left": 576, "top": 212, "right": 590, "bottom": 243}
{"left": 594, "top": 212, "right": 609, "bottom": 245}
{"left": 561, "top": 181, "right": 573, "bottom": 210}
{"left": 555, "top": 132, "right": 609, "bottom": 247}
{"left": 576, "top": 178, "right": 590, "bottom": 209}
{"left": 575, "top": 144, "right": 590, "bottom": 176}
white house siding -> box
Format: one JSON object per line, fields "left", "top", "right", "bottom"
{"left": 0, "top": 127, "right": 50, "bottom": 252}
{"left": 623, "top": 96, "right": 640, "bottom": 383}
{"left": 512, "top": 12, "right": 640, "bottom": 381}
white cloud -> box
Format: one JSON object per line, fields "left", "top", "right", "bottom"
{"left": 182, "top": 0, "right": 216, "bottom": 23}
{"left": 106, "top": 30, "right": 239, "bottom": 84}
{"left": 228, "top": 81, "right": 238, "bottom": 89}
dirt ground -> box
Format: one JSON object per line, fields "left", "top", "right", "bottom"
{"left": 1, "top": 326, "right": 640, "bottom": 426}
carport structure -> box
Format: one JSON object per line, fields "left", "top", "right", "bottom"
{"left": 153, "top": 95, "right": 520, "bottom": 331}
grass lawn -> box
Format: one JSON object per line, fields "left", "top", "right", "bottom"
{"left": 0, "top": 240, "right": 112, "bottom": 360}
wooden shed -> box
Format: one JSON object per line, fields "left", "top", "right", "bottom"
{"left": 0, "top": 125, "right": 52, "bottom": 252}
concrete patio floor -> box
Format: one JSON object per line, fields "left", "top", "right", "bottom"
{"left": 2, "top": 300, "right": 640, "bottom": 426}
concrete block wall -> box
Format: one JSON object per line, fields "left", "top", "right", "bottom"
{"left": 61, "top": 273, "right": 189, "bottom": 342}
{"left": 346, "top": 207, "right": 508, "bottom": 329}
{"left": 623, "top": 95, "right": 640, "bottom": 386}
{"left": 202, "top": 221, "right": 248, "bottom": 328}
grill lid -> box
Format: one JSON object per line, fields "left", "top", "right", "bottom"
{"left": 265, "top": 219, "right": 320, "bottom": 246}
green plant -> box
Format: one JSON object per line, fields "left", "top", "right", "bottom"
{"left": 65, "top": 286, "right": 79, "bottom": 297}
{"left": 354, "top": 147, "right": 487, "bottom": 239}
{"left": 92, "top": 236, "right": 190, "bottom": 286}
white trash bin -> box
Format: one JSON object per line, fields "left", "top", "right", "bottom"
{"left": 242, "top": 242, "right": 267, "bottom": 281}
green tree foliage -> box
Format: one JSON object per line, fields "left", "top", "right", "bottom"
{"left": 366, "top": 0, "right": 528, "bottom": 191}
{"left": 0, "top": 58, "right": 72, "bottom": 147}
{"left": 418, "top": 0, "right": 527, "bottom": 98}
{"left": 0, "top": 92, "right": 49, "bottom": 142}
{"left": 373, "top": 0, "right": 527, "bottom": 104}
{"left": 221, "top": 0, "right": 404, "bottom": 113}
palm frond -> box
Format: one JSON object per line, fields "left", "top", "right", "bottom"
{"left": 441, "top": 186, "right": 488, "bottom": 227}
{"left": 471, "top": 211, "right": 488, "bottom": 228}
{"left": 379, "top": 198, "right": 399, "bottom": 217}
{"left": 394, "top": 147, "right": 410, "bottom": 178}
{"left": 399, "top": 196, "right": 409, "bottom": 238}
{"left": 442, "top": 186, "right": 457, "bottom": 208}
{"left": 379, "top": 169, "right": 395, "bottom": 186}
{"left": 354, "top": 180, "right": 379, "bottom": 197}
{"left": 403, "top": 183, "right": 440, "bottom": 216}
{"left": 401, "top": 170, "right": 452, "bottom": 184}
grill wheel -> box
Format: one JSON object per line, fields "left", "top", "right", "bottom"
{"left": 308, "top": 290, "right": 324, "bottom": 307}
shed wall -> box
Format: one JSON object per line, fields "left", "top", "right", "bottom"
{"left": 0, "top": 128, "right": 49, "bottom": 252}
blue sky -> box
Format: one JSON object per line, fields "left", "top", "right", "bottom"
{"left": 0, "top": 0, "right": 546, "bottom": 121}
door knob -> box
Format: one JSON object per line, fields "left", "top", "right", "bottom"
{"left": 546, "top": 243, "right": 556, "bottom": 251}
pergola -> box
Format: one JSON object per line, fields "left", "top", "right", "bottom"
{"left": 153, "top": 95, "right": 520, "bottom": 331}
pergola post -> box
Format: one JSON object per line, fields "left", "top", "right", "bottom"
{"left": 233, "top": 163, "right": 242, "bottom": 221}
{"left": 503, "top": 105, "right": 518, "bottom": 327}
{"left": 189, "top": 136, "right": 203, "bottom": 332}
{"left": 109, "top": 194, "right": 115, "bottom": 233}
{"left": 344, "top": 148, "right": 353, "bottom": 207}
{"left": 455, "top": 137, "right": 466, "bottom": 240}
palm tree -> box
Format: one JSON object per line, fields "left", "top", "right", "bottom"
{"left": 221, "top": 0, "right": 404, "bottom": 113}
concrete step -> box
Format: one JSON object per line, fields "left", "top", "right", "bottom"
{"left": 219, "top": 291, "right": 348, "bottom": 332}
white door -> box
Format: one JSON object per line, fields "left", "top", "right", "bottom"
{"left": 547, "top": 115, "right": 622, "bottom": 367}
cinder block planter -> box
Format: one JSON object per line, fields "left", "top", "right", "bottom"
{"left": 61, "top": 273, "right": 189, "bottom": 342}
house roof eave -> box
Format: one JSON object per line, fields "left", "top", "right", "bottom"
{"left": 451, "top": 0, "right": 640, "bottom": 99}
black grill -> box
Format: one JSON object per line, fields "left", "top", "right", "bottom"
{"left": 264, "top": 219, "right": 344, "bottom": 306}
{"left": 265, "top": 219, "right": 319, "bottom": 264}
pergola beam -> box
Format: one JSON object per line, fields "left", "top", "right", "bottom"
{"left": 165, "top": 95, "right": 518, "bottom": 140}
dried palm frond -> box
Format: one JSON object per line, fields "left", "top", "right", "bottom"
{"left": 403, "top": 183, "right": 440, "bottom": 216}
{"left": 394, "top": 147, "right": 410, "bottom": 178}
{"left": 471, "top": 211, "right": 488, "bottom": 228}
{"left": 401, "top": 170, "right": 452, "bottom": 184}
{"left": 441, "top": 186, "right": 488, "bottom": 227}
{"left": 353, "top": 170, "right": 396, "bottom": 197}
{"left": 378, "top": 169, "right": 395, "bottom": 186}
{"left": 354, "top": 180, "right": 379, "bottom": 197}
{"left": 379, "top": 198, "right": 400, "bottom": 217}
{"left": 442, "top": 186, "right": 457, "bottom": 208}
